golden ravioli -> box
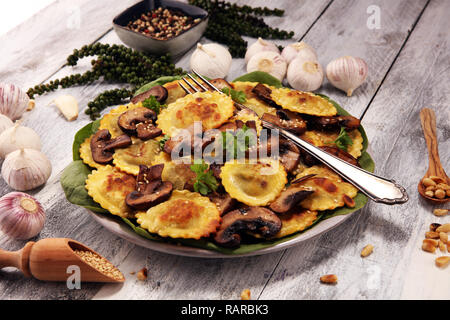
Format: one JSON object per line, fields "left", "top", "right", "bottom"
{"left": 157, "top": 91, "right": 235, "bottom": 136}
{"left": 136, "top": 190, "right": 221, "bottom": 239}
{"left": 163, "top": 78, "right": 204, "bottom": 104}
{"left": 271, "top": 88, "right": 337, "bottom": 116}
{"left": 152, "top": 152, "right": 196, "bottom": 190}
{"left": 85, "top": 165, "right": 136, "bottom": 218}
{"left": 99, "top": 103, "right": 141, "bottom": 138}
{"left": 220, "top": 159, "right": 287, "bottom": 206}
{"left": 295, "top": 165, "right": 358, "bottom": 211}
{"left": 300, "top": 129, "right": 363, "bottom": 158}
{"left": 113, "top": 137, "right": 160, "bottom": 175}
{"left": 79, "top": 136, "right": 104, "bottom": 169}
{"left": 274, "top": 209, "right": 319, "bottom": 238}
{"left": 231, "top": 81, "right": 277, "bottom": 116}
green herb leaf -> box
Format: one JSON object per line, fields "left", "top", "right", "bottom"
{"left": 190, "top": 160, "right": 218, "bottom": 195}
{"left": 142, "top": 95, "right": 165, "bottom": 114}
{"left": 221, "top": 87, "right": 247, "bottom": 103}
{"left": 333, "top": 127, "right": 353, "bottom": 151}
{"left": 159, "top": 135, "right": 170, "bottom": 150}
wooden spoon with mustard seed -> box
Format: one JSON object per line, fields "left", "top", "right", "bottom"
{"left": 418, "top": 108, "right": 450, "bottom": 203}
{"left": 0, "top": 238, "right": 124, "bottom": 282}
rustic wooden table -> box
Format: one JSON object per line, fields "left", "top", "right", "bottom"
{"left": 0, "top": 0, "right": 448, "bottom": 300}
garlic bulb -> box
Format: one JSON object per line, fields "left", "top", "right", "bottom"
{"left": 245, "top": 37, "right": 280, "bottom": 63}
{"left": 287, "top": 57, "right": 324, "bottom": 91}
{"left": 0, "top": 123, "right": 42, "bottom": 159}
{"left": 2, "top": 148, "right": 52, "bottom": 191}
{"left": 0, "top": 192, "right": 45, "bottom": 239}
{"left": 247, "top": 51, "right": 287, "bottom": 81}
{"left": 190, "top": 43, "right": 232, "bottom": 79}
{"left": 0, "top": 114, "right": 13, "bottom": 134}
{"left": 281, "top": 41, "right": 317, "bottom": 64}
{"left": 50, "top": 94, "right": 79, "bottom": 121}
{"left": 326, "top": 56, "right": 368, "bottom": 96}
{"left": 0, "top": 83, "right": 30, "bottom": 120}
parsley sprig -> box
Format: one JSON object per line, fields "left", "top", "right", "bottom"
{"left": 158, "top": 134, "right": 170, "bottom": 150}
{"left": 189, "top": 160, "right": 219, "bottom": 196}
{"left": 221, "top": 87, "right": 247, "bottom": 104}
{"left": 142, "top": 95, "right": 166, "bottom": 114}
{"left": 333, "top": 127, "right": 353, "bottom": 151}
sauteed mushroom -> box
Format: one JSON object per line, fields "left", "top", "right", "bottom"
{"left": 208, "top": 192, "right": 236, "bottom": 216}
{"left": 257, "top": 137, "right": 301, "bottom": 173}
{"left": 214, "top": 207, "right": 281, "bottom": 247}
{"left": 209, "top": 78, "right": 232, "bottom": 91}
{"left": 307, "top": 115, "right": 361, "bottom": 131}
{"left": 125, "top": 164, "right": 173, "bottom": 210}
{"left": 90, "top": 129, "right": 132, "bottom": 164}
{"left": 261, "top": 109, "right": 307, "bottom": 134}
{"left": 131, "top": 85, "right": 168, "bottom": 104}
{"left": 118, "top": 107, "right": 162, "bottom": 140}
{"left": 270, "top": 184, "right": 315, "bottom": 213}
{"left": 252, "top": 83, "right": 280, "bottom": 108}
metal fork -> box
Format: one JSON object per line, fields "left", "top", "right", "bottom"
{"left": 178, "top": 71, "right": 408, "bottom": 205}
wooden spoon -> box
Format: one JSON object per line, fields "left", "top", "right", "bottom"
{"left": 418, "top": 108, "right": 450, "bottom": 203}
{"left": 0, "top": 238, "right": 124, "bottom": 282}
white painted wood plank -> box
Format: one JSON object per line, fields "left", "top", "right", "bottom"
{"left": 260, "top": 0, "right": 450, "bottom": 300}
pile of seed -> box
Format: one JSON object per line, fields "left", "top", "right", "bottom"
{"left": 126, "top": 7, "right": 202, "bottom": 40}
{"left": 74, "top": 249, "right": 124, "bottom": 281}
{"left": 422, "top": 221, "right": 450, "bottom": 268}
{"left": 188, "top": 0, "right": 294, "bottom": 57}
{"left": 27, "top": 43, "right": 185, "bottom": 120}
{"left": 421, "top": 176, "right": 450, "bottom": 199}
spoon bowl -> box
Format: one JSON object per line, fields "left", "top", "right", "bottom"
{"left": 418, "top": 108, "right": 450, "bottom": 204}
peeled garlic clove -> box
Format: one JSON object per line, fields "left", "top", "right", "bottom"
{"left": 326, "top": 56, "right": 368, "bottom": 96}
{"left": 245, "top": 37, "right": 280, "bottom": 64}
{"left": 50, "top": 94, "right": 79, "bottom": 121}
{"left": 190, "top": 43, "right": 232, "bottom": 79}
{"left": 0, "top": 83, "right": 30, "bottom": 120}
{"left": 0, "top": 114, "right": 13, "bottom": 134}
{"left": 0, "top": 122, "right": 42, "bottom": 159}
{"left": 247, "top": 51, "right": 287, "bottom": 81}
{"left": 0, "top": 192, "right": 45, "bottom": 239}
{"left": 287, "top": 57, "right": 324, "bottom": 91}
{"left": 281, "top": 41, "right": 317, "bottom": 64}
{"left": 1, "top": 148, "right": 52, "bottom": 191}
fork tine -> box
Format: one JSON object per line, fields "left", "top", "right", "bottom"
{"left": 178, "top": 81, "right": 192, "bottom": 94}
{"left": 191, "top": 69, "right": 223, "bottom": 93}
{"left": 182, "top": 76, "right": 200, "bottom": 93}
{"left": 186, "top": 73, "right": 209, "bottom": 92}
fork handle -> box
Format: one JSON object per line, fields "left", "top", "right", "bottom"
{"left": 264, "top": 122, "right": 409, "bottom": 205}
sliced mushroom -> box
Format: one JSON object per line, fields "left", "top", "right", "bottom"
{"left": 269, "top": 185, "right": 315, "bottom": 213}
{"left": 261, "top": 110, "right": 307, "bottom": 134}
{"left": 306, "top": 115, "right": 361, "bottom": 131}
{"left": 256, "top": 137, "right": 300, "bottom": 173}
{"left": 118, "top": 107, "right": 161, "bottom": 140}
{"left": 126, "top": 164, "right": 173, "bottom": 211}
{"left": 252, "top": 83, "right": 280, "bottom": 108}
{"left": 208, "top": 192, "right": 236, "bottom": 216}
{"left": 209, "top": 78, "right": 232, "bottom": 91}
{"left": 163, "top": 124, "right": 210, "bottom": 155}
{"left": 90, "top": 129, "right": 132, "bottom": 164}
{"left": 131, "top": 85, "right": 168, "bottom": 104}
{"left": 214, "top": 207, "right": 282, "bottom": 247}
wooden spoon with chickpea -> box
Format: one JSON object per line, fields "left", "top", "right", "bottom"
{"left": 418, "top": 108, "right": 450, "bottom": 203}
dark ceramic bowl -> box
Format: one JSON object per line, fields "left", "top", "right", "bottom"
{"left": 113, "top": 0, "right": 208, "bottom": 58}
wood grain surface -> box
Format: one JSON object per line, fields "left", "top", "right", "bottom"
{"left": 0, "top": 0, "right": 448, "bottom": 300}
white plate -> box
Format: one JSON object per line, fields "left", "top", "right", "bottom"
{"left": 87, "top": 209, "right": 356, "bottom": 258}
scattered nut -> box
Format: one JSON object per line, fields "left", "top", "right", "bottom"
{"left": 137, "top": 267, "right": 148, "bottom": 281}
{"left": 435, "top": 189, "right": 446, "bottom": 199}
{"left": 433, "top": 209, "right": 448, "bottom": 217}
{"left": 437, "top": 183, "right": 450, "bottom": 190}
{"left": 422, "top": 177, "right": 436, "bottom": 187}
{"left": 440, "top": 232, "right": 449, "bottom": 244}
{"left": 240, "top": 289, "right": 251, "bottom": 300}
{"left": 435, "top": 256, "right": 450, "bottom": 268}
{"left": 436, "top": 223, "right": 450, "bottom": 233}
{"left": 438, "top": 240, "right": 446, "bottom": 252}
{"left": 429, "top": 176, "right": 445, "bottom": 184}
{"left": 425, "top": 231, "right": 440, "bottom": 239}
{"left": 422, "top": 239, "right": 438, "bottom": 253}
{"left": 360, "top": 244, "right": 374, "bottom": 257}
{"left": 320, "top": 274, "right": 338, "bottom": 284}
{"left": 430, "top": 223, "right": 442, "bottom": 232}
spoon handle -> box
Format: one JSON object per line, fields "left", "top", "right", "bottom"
{"left": 0, "top": 242, "right": 34, "bottom": 277}
{"left": 262, "top": 121, "right": 409, "bottom": 205}
{"left": 420, "top": 108, "right": 445, "bottom": 177}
